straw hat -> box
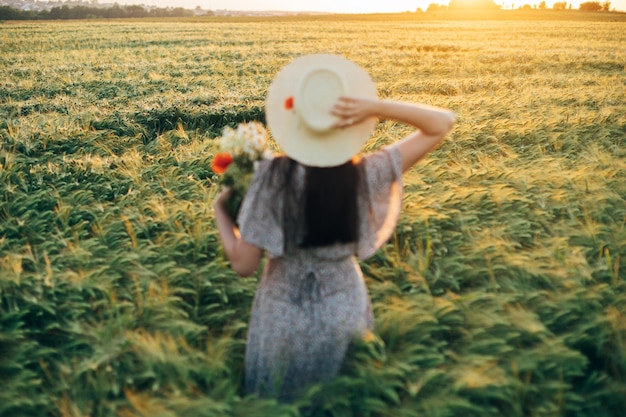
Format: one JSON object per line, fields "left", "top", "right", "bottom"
{"left": 265, "top": 54, "right": 378, "bottom": 167}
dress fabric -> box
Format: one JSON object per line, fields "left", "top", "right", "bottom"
{"left": 236, "top": 146, "right": 403, "bottom": 400}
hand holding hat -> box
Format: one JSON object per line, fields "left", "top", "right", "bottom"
{"left": 265, "top": 54, "right": 378, "bottom": 167}
{"left": 330, "top": 96, "right": 381, "bottom": 130}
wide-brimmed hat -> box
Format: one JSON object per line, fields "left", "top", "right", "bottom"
{"left": 265, "top": 54, "right": 378, "bottom": 167}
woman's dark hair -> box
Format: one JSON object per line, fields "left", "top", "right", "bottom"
{"left": 268, "top": 156, "right": 360, "bottom": 249}
{"left": 300, "top": 160, "right": 359, "bottom": 248}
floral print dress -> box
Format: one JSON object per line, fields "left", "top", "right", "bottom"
{"left": 236, "top": 146, "right": 403, "bottom": 400}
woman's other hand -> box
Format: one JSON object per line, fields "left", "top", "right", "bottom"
{"left": 213, "top": 186, "right": 262, "bottom": 277}
{"left": 213, "top": 186, "right": 234, "bottom": 211}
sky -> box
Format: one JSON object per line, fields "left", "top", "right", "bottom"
{"left": 114, "top": 0, "right": 625, "bottom": 13}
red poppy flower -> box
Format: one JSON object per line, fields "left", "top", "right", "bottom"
{"left": 211, "top": 152, "right": 233, "bottom": 174}
{"left": 284, "top": 96, "right": 294, "bottom": 110}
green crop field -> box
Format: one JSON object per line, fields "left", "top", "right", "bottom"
{"left": 1, "top": 12, "right": 625, "bottom": 417}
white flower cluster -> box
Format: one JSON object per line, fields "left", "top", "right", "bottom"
{"left": 219, "top": 121, "right": 268, "bottom": 160}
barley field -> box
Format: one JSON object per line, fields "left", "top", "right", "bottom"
{"left": 1, "top": 12, "right": 625, "bottom": 417}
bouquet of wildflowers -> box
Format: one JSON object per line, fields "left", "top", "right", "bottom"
{"left": 211, "top": 121, "right": 271, "bottom": 221}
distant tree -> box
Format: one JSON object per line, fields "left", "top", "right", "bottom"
{"left": 553, "top": 1, "right": 567, "bottom": 9}
{"left": 579, "top": 1, "right": 602, "bottom": 10}
{"left": 49, "top": 5, "right": 71, "bottom": 19}
{"left": 102, "top": 4, "right": 122, "bottom": 18}
{"left": 601, "top": 1, "right": 611, "bottom": 10}
{"left": 415, "top": 7, "right": 424, "bottom": 12}
{"left": 448, "top": 0, "right": 500, "bottom": 9}
{"left": 126, "top": 5, "right": 148, "bottom": 17}
{"left": 170, "top": 7, "right": 192, "bottom": 17}
{"left": 0, "top": 5, "right": 25, "bottom": 19}
{"left": 519, "top": 4, "right": 532, "bottom": 9}
{"left": 538, "top": 0, "right": 547, "bottom": 8}
{"left": 427, "top": 3, "right": 448, "bottom": 11}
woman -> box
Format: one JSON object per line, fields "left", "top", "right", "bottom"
{"left": 213, "top": 54, "right": 455, "bottom": 400}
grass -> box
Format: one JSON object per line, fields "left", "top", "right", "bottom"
{"left": 1, "top": 12, "right": 625, "bottom": 417}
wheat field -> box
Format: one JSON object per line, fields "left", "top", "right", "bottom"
{"left": 1, "top": 12, "right": 625, "bottom": 417}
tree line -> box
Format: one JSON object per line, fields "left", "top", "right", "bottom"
{"left": 0, "top": 4, "right": 202, "bottom": 20}
{"left": 425, "top": 0, "right": 613, "bottom": 11}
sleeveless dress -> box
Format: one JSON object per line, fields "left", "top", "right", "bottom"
{"left": 236, "top": 146, "right": 403, "bottom": 401}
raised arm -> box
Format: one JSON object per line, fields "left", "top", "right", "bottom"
{"left": 332, "top": 98, "right": 455, "bottom": 172}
